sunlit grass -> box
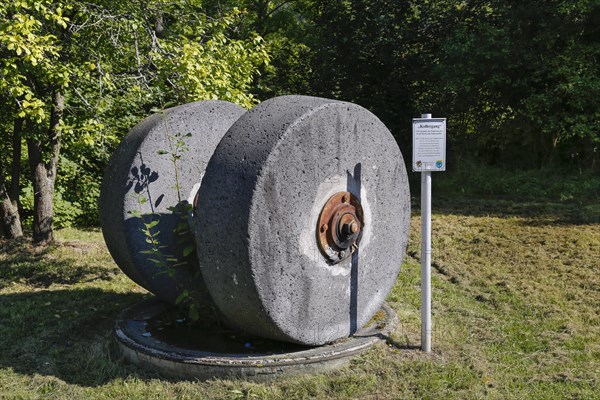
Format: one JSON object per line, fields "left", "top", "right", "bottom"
{"left": 0, "top": 199, "right": 598, "bottom": 399}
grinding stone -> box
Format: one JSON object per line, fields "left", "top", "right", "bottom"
{"left": 193, "top": 95, "right": 410, "bottom": 345}
{"left": 100, "top": 101, "right": 246, "bottom": 303}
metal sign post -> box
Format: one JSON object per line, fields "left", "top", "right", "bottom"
{"left": 412, "top": 114, "right": 446, "bottom": 353}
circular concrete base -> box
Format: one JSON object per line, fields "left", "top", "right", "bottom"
{"left": 114, "top": 298, "right": 398, "bottom": 381}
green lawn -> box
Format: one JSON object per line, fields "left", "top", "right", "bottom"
{"left": 0, "top": 199, "right": 598, "bottom": 399}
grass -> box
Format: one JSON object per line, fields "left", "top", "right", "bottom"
{"left": 0, "top": 200, "right": 599, "bottom": 399}
{"left": 432, "top": 163, "right": 600, "bottom": 202}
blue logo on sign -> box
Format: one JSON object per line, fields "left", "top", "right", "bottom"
{"left": 435, "top": 161, "right": 443, "bottom": 169}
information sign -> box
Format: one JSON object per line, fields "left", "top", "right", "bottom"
{"left": 412, "top": 118, "right": 446, "bottom": 172}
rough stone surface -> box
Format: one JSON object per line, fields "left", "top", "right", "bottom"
{"left": 100, "top": 101, "right": 245, "bottom": 303}
{"left": 193, "top": 95, "right": 410, "bottom": 345}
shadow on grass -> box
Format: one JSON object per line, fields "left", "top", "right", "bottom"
{"left": 0, "top": 238, "right": 120, "bottom": 289}
{"left": 0, "top": 288, "right": 153, "bottom": 387}
{"left": 376, "top": 334, "right": 421, "bottom": 352}
{"left": 411, "top": 197, "right": 600, "bottom": 225}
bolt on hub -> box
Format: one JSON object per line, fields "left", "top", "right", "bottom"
{"left": 317, "top": 191, "right": 364, "bottom": 263}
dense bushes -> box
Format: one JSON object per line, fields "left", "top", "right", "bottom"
{"left": 433, "top": 163, "right": 600, "bottom": 202}
{"left": 1, "top": 0, "right": 599, "bottom": 234}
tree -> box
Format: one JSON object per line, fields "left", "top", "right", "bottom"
{"left": 304, "top": 0, "right": 426, "bottom": 152}
{"left": 0, "top": 117, "right": 24, "bottom": 239}
{"left": 201, "top": 0, "right": 316, "bottom": 99}
{"left": 291, "top": 0, "right": 600, "bottom": 170}
{"left": 0, "top": 0, "right": 68, "bottom": 241}
{"left": 424, "top": 0, "right": 600, "bottom": 168}
{"left": 0, "top": 0, "right": 269, "bottom": 242}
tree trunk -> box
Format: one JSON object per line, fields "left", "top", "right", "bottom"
{"left": 27, "top": 91, "right": 63, "bottom": 245}
{"left": 0, "top": 178, "right": 23, "bottom": 239}
{"left": 154, "top": 11, "right": 165, "bottom": 38}
{"left": 11, "top": 118, "right": 23, "bottom": 206}
{"left": 255, "top": 0, "right": 267, "bottom": 36}
{"left": 0, "top": 118, "right": 24, "bottom": 239}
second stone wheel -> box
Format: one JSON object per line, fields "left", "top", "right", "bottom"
{"left": 100, "top": 100, "right": 245, "bottom": 304}
{"left": 193, "top": 95, "right": 410, "bottom": 345}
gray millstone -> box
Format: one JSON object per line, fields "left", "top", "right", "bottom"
{"left": 193, "top": 95, "right": 410, "bottom": 345}
{"left": 100, "top": 101, "right": 246, "bottom": 304}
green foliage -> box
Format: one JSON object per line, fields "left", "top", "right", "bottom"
{"left": 136, "top": 211, "right": 174, "bottom": 273}
{"left": 0, "top": 0, "right": 70, "bottom": 124}
{"left": 2, "top": 0, "right": 600, "bottom": 234}
{"left": 56, "top": 1, "right": 269, "bottom": 226}
{"left": 20, "top": 184, "right": 83, "bottom": 229}
{"left": 0, "top": 0, "right": 269, "bottom": 232}
{"left": 256, "top": 32, "right": 314, "bottom": 98}
{"left": 201, "top": 0, "right": 316, "bottom": 98}
{"left": 128, "top": 129, "right": 203, "bottom": 321}
{"left": 425, "top": 1, "right": 600, "bottom": 167}
{"left": 157, "top": 130, "right": 193, "bottom": 203}
{"left": 55, "top": 156, "right": 99, "bottom": 226}
{"left": 434, "top": 162, "right": 600, "bottom": 202}
{"left": 17, "top": 155, "right": 99, "bottom": 228}
{"left": 280, "top": 0, "right": 600, "bottom": 171}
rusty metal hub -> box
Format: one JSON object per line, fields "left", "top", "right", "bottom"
{"left": 317, "top": 192, "right": 364, "bottom": 263}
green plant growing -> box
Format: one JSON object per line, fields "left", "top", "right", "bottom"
{"left": 158, "top": 113, "right": 203, "bottom": 317}
{"left": 126, "top": 119, "right": 206, "bottom": 322}
{"left": 127, "top": 197, "right": 175, "bottom": 277}
{"left": 166, "top": 199, "right": 204, "bottom": 322}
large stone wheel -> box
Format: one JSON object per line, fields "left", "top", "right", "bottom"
{"left": 193, "top": 96, "right": 410, "bottom": 345}
{"left": 100, "top": 101, "right": 245, "bottom": 304}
